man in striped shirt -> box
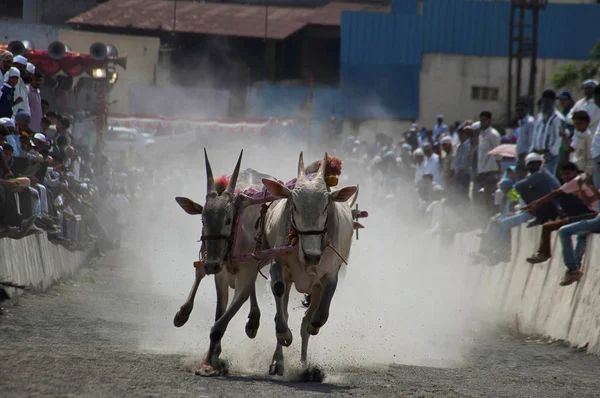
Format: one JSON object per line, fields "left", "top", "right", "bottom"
{"left": 530, "top": 89, "right": 567, "bottom": 175}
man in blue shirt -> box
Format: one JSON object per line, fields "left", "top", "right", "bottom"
{"left": 515, "top": 97, "right": 535, "bottom": 167}
{"left": 433, "top": 114, "right": 448, "bottom": 142}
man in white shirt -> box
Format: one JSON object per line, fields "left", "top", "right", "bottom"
{"left": 530, "top": 89, "right": 567, "bottom": 175}
{"left": 475, "top": 111, "right": 501, "bottom": 217}
{"left": 567, "top": 80, "right": 600, "bottom": 133}
{"left": 414, "top": 144, "right": 441, "bottom": 186}
{"left": 567, "top": 111, "right": 594, "bottom": 174}
{"left": 6, "top": 55, "right": 30, "bottom": 116}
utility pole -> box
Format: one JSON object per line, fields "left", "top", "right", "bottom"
{"left": 507, "top": 0, "right": 548, "bottom": 121}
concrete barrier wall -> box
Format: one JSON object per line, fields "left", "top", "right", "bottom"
{"left": 474, "top": 224, "right": 600, "bottom": 353}
{"left": 0, "top": 236, "right": 89, "bottom": 297}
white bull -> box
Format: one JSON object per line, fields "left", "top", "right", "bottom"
{"left": 261, "top": 152, "right": 357, "bottom": 375}
{"left": 173, "top": 149, "right": 270, "bottom": 376}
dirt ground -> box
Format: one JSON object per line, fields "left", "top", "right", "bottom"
{"left": 2, "top": 249, "right": 600, "bottom": 398}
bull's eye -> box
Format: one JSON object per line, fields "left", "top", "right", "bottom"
{"left": 225, "top": 218, "right": 232, "bottom": 226}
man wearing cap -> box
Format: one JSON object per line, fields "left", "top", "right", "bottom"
{"left": 27, "top": 71, "right": 42, "bottom": 133}
{"left": 433, "top": 114, "right": 448, "bottom": 142}
{"left": 530, "top": 89, "right": 567, "bottom": 175}
{"left": 0, "top": 67, "right": 19, "bottom": 118}
{"left": 515, "top": 97, "right": 535, "bottom": 167}
{"left": 440, "top": 135, "right": 454, "bottom": 188}
{"left": 6, "top": 55, "right": 30, "bottom": 116}
{"left": 567, "top": 80, "right": 600, "bottom": 133}
{"left": 404, "top": 126, "right": 419, "bottom": 150}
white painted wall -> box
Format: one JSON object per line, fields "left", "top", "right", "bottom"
{"left": 418, "top": 53, "right": 587, "bottom": 127}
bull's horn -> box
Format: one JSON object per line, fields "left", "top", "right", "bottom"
{"left": 204, "top": 148, "right": 216, "bottom": 194}
{"left": 317, "top": 152, "right": 328, "bottom": 179}
{"left": 298, "top": 151, "right": 305, "bottom": 178}
{"left": 225, "top": 150, "right": 243, "bottom": 195}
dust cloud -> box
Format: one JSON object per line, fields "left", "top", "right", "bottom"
{"left": 121, "top": 130, "right": 504, "bottom": 378}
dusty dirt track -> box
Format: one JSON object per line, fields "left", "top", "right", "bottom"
{"left": 2, "top": 248, "right": 600, "bottom": 398}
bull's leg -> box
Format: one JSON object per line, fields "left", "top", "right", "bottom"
{"left": 300, "top": 285, "right": 322, "bottom": 366}
{"left": 199, "top": 266, "right": 257, "bottom": 377}
{"left": 174, "top": 265, "right": 206, "bottom": 327}
{"left": 196, "top": 270, "right": 229, "bottom": 376}
{"left": 269, "top": 269, "right": 293, "bottom": 376}
{"left": 270, "top": 261, "right": 293, "bottom": 347}
{"left": 307, "top": 273, "right": 339, "bottom": 335}
{"left": 245, "top": 284, "right": 261, "bottom": 339}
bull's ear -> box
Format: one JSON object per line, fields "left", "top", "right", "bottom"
{"left": 175, "top": 197, "right": 203, "bottom": 215}
{"left": 331, "top": 186, "right": 357, "bottom": 202}
{"left": 262, "top": 178, "right": 291, "bottom": 199}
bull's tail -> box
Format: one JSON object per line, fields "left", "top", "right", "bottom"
{"left": 348, "top": 184, "right": 359, "bottom": 208}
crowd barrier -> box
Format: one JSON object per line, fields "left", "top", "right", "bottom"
{"left": 462, "top": 224, "right": 600, "bottom": 354}
{"left": 0, "top": 235, "right": 90, "bottom": 298}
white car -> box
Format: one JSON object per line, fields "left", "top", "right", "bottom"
{"left": 103, "top": 126, "right": 155, "bottom": 156}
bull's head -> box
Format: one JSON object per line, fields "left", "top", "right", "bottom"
{"left": 175, "top": 149, "right": 243, "bottom": 274}
{"left": 263, "top": 152, "right": 356, "bottom": 266}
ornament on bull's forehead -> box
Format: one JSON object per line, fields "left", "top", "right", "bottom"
{"left": 214, "top": 175, "right": 230, "bottom": 195}
{"left": 304, "top": 155, "right": 342, "bottom": 187}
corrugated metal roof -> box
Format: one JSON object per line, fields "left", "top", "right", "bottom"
{"left": 341, "top": 12, "right": 421, "bottom": 65}
{"left": 67, "top": 0, "right": 380, "bottom": 40}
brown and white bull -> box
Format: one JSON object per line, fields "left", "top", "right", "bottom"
{"left": 261, "top": 152, "right": 357, "bottom": 375}
{"left": 173, "top": 149, "right": 270, "bottom": 376}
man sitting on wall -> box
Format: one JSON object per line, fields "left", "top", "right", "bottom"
{"left": 525, "top": 162, "right": 599, "bottom": 265}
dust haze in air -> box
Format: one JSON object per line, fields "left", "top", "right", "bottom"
{"left": 117, "top": 61, "right": 508, "bottom": 379}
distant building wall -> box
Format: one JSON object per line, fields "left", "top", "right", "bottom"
{"left": 419, "top": 53, "right": 587, "bottom": 128}
{"left": 58, "top": 30, "right": 160, "bottom": 114}
{"left": 0, "top": 21, "right": 59, "bottom": 49}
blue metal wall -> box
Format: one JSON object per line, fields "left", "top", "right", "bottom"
{"left": 391, "top": 0, "right": 418, "bottom": 15}
{"left": 421, "top": 0, "right": 599, "bottom": 60}
{"left": 340, "top": 11, "right": 421, "bottom": 119}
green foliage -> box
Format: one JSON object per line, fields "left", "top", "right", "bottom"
{"left": 550, "top": 41, "right": 600, "bottom": 89}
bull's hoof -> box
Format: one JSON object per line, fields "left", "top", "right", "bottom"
{"left": 194, "top": 362, "right": 219, "bottom": 377}
{"left": 173, "top": 309, "right": 190, "bottom": 328}
{"left": 269, "top": 359, "right": 285, "bottom": 376}
{"left": 245, "top": 313, "right": 261, "bottom": 339}
{"left": 307, "top": 324, "right": 320, "bottom": 336}
{"left": 298, "top": 365, "right": 326, "bottom": 383}
{"left": 276, "top": 328, "right": 293, "bottom": 347}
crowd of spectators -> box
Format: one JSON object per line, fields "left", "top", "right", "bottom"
{"left": 340, "top": 81, "right": 600, "bottom": 288}
{"left": 0, "top": 50, "right": 130, "bottom": 256}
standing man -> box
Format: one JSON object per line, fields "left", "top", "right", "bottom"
{"left": 433, "top": 114, "right": 448, "bottom": 142}
{"left": 7, "top": 55, "right": 30, "bottom": 116}
{"left": 567, "top": 80, "right": 600, "bottom": 133}
{"left": 440, "top": 136, "right": 455, "bottom": 188}
{"left": 475, "top": 111, "right": 501, "bottom": 216}
{"left": 530, "top": 89, "right": 567, "bottom": 175}
{"left": 454, "top": 126, "right": 472, "bottom": 203}
{"left": 0, "top": 68, "right": 19, "bottom": 118}
{"left": 28, "top": 72, "right": 43, "bottom": 134}
{"left": 515, "top": 97, "right": 535, "bottom": 167}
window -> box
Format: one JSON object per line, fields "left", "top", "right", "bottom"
{"left": 471, "top": 86, "right": 499, "bottom": 101}
{"left": 0, "top": 0, "right": 23, "bottom": 18}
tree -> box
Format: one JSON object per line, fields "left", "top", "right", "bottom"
{"left": 550, "top": 41, "right": 600, "bottom": 90}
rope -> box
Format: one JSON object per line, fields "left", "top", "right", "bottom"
{"left": 325, "top": 241, "right": 348, "bottom": 265}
